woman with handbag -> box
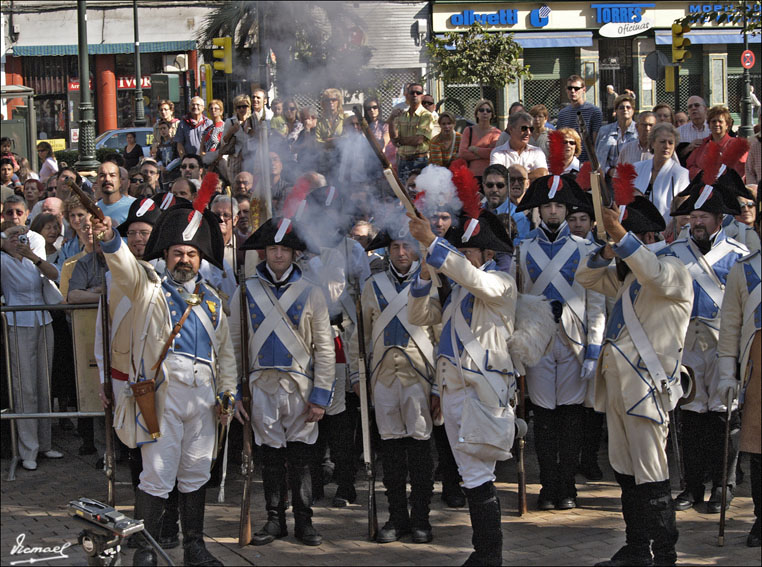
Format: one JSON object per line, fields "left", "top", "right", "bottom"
{"left": 0, "top": 222, "right": 63, "bottom": 471}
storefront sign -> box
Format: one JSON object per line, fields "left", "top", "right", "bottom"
{"left": 449, "top": 9, "right": 518, "bottom": 26}
{"left": 68, "top": 76, "right": 151, "bottom": 91}
{"left": 591, "top": 3, "right": 655, "bottom": 24}
{"left": 599, "top": 14, "right": 654, "bottom": 36}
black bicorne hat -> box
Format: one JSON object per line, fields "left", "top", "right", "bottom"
{"left": 621, "top": 196, "right": 667, "bottom": 234}
{"left": 240, "top": 217, "right": 307, "bottom": 252}
{"left": 673, "top": 175, "right": 739, "bottom": 216}
{"left": 142, "top": 203, "right": 226, "bottom": 270}
{"left": 444, "top": 209, "right": 514, "bottom": 253}
{"left": 516, "top": 173, "right": 589, "bottom": 212}
{"left": 152, "top": 192, "right": 191, "bottom": 211}
{"left": 117, "top": 197, "right": 162, "bottom": 237}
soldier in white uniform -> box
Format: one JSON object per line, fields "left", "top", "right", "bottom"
{"left": 664, "top": 178, "right": 749, "bottom": 514}
{"left": 230, "top": 216, "right": 335, "bottom": 547}
{"left": 516, "top": 173, "right": 606, "bottom": 510}
{"left": 348, "top": 226, "right": 438, "bottom": 544}
{"left": 93, "top": 199, "right": 237, "bottom": 567}
{"left": 576, "top": 197, "right": 693, "bottom": 567}
{"left": 407, "top": 206, "right": 517, "bottom": 566}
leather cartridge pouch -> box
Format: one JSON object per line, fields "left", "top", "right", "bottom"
{"left": 130, "top": 379, "right": 161, "bottom": 439}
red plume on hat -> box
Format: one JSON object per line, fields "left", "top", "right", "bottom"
{"left": 544, "top": 130, "right": 569, "bottom": 198}
{"left": 182, "top": 172, "right": 218, "bottom": 241}
{"left": 449, "top": 158, "right": 482, "bottom": 242}
{"left": 576, "top": 161, "right": 592, "bottom": 191}
{"left": 613, "top": 162, "right": 636, "bottom": 222}
{"left": 695, "top": 141, "right": 722, "bottom": 209}
{"left": 274, "top": 176, "right": 312, "bottom": 243}
{"left": 719, "top": 137, "right": 749, "bottom": 177}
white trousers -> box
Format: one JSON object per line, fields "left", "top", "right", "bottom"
{"left": 602, "top": 347, "right": 669, "bottom": 484}
{"left": 8, "top": 324, "right": 54, "bottom": 462}
{"left": 526, "top": 332, "right": 585, "bottom": 409}
{"left": 682, "top": 346, "right": 734, "bottom": 413}
{"left": 442, "top": 385, "right": 496, "bottom": 489}
{"left": 373, "top": 378, "right": 432, "bottom": 440}
{"left": 250, "top": 379, "right": 317, "bottom": 448}
{"left": 139, "top": 374, "right": 216, "bottom": 498}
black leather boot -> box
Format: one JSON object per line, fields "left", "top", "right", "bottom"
{"left": 533, "top": 406, "right": 559, "bottom": 510}
{"left": 677, "top": 410, "right": 707, "bottom": 510}
{"left": 579, "top": 408, "right": 604, "bottom": 481}
{"left": 251, "top": 446, "right": 288, "bottom": 546}
{"left": 462, "top": 481, "right": 503, "bottom": 566}
{"left": 288, "top": 442, "right": 322, "bottom": 546}
{"left": 328, "top": 409, "right": 358, "bottom": 507}
{"left": 557, "top": 404, "right": 584, "bottom": 509}
{"left": 642, "top": 480, "right": 679, "bottom": 566}
{"left": 407, "top": 438, "right": 434, "bottom": 543}
{"left": 158, "top": 485, "right": 180, "bottom": 549}
{"left": 132, "top": 488, "right": 166, "bottom": 566}
{"left": 707, "top": 410, "right": 740, "bottom": 513}
{"left": 179, "top": 488, "right": 222, "bottom": 566}
{"left": 595, "top": 473, "right": 653, "bottom": 566}
{"left": 749, "top": 453, "right": 761, "bottom": 547}
{"left": 377, "top": 439, "right": 412, "bottom": 543}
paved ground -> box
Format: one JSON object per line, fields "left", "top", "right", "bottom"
{"left": 1, "top": 419, "right": 759, "bottom": 566}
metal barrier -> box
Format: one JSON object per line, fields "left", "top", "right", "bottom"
{"left": 1, "top": 302, "right": 102, "bottom": 481}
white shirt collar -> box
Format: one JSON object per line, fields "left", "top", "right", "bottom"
{"left": 266, "top": 263, "right": 294, "bottom": 284}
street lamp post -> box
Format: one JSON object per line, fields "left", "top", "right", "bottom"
{"left": 133, "top": 0, "right": 146, "bottom": 127}
{"left": 738, "top": 0, "right": 754, "bottom": 139}
{"left": 74, "top": 0, "right": 100, "bottom": 172}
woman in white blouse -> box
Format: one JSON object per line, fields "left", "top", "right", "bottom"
{"left": 632, "top": 122, "right": 690, "bottom": 224}
{"left": 36, "top": 142, "right": 58, "bottom": 183}
{"left": 0, "top": 223, "right": 62, "bottom": 471}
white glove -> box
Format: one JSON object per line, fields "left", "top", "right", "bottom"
{"left": 581, "top": 359, "right": 597, "bottom": 381}
{"left": 716, "top": 378, "right": 739, "bottom": 404}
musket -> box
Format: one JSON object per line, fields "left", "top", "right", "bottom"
{"left": 718, "top": 390, "right": 733, "bottom": 547}
{"left": 351, "top": 273, "right": 378, "bottom": 541}
{"left": 351, "top": 105, "right": 440, "bottom": 288}
{"left": 577, "top": 112, "right": 610, "bottom": 242}
{"left": 65, "top": 178, "right": 105, "bottom": 222}
{"left": 238, "top": 266, "right": 254, "bottom": 547}
{"left": 513, "top": 248, "right": 527, "bottom": 516}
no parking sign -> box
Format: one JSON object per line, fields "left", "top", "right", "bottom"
{"left": 741, "top": 50, "right": 755, "bottom": 70}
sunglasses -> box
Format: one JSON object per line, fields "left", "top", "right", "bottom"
{"left": 367, "top": 105, "right": 379, "bottom": 110}
{"left": 423, "top": 101, "right": 435, "bottom": 106}
{"left": 408, "top": 90, "right": 423, "bottom": 96}
{"left": 484, "top": 182, "right": 506, "bottom": 189}
{"left": 236, "top": 105, "right": 249, "bottom": 110}
{"left": 509, "top": 176, "right": 527, "bottom": 184}
{"left": 328, "top": 98, "right": 340, "bottom": 102}
{"left": 519, "top": 125, "right": 534, "bottom": 133}
{"left": 180, "top": 164, "right": 198, "bottom": 170}
{"left": 218, "top": 213, "right": 233, "bottom": 221}
{"left": 738, "top": 200, "right": 755, "bottom": 209}
{"left": 478, "top": 108, "right": 492, "bottom": 113}
{"left": 562, "top": 140, "right": 576, "bottom": 146}
{"left": 566, "top": 85, "right": 583, "bottom": 91}
{"left": 130, "top": 177, "right": 145, "bottom": 184}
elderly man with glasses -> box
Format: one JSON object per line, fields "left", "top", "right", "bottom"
{"left": 174, "top": 96, "right": 213, "bottom": 157}
{"left": 388, "top": 82, "right": 433, "bottom": 183}
{"left": 489, "top": 111, "right": 549, "bottom": 181}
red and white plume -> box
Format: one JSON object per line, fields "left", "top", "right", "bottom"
{"left": 576, "top": 161, "right": 592, "bottom": 191}
{"left": 718, "top": 137, "right": 749, "bottom": 177}
{"left": 449, "top": 158, "right": 482, "bottom": 242}
{"left": 696, "top": 141, "right": 722, "bottom": 209}
{"left": 182, "top": 172, "right": 218, "bottom": 241}
{"left": 274, "top": 176, "right": 312, "bottom": 243}
{"left": 545, "top": 130, "right": 567, "bottom": 199}
{"left": 613, "top": 162, "right": 637, "bottom": 222}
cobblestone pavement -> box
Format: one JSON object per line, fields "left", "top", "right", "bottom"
{"left": 1, "top": 420, "right": 759, "bottom": 566}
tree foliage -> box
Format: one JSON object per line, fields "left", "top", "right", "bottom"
{"left": 425, "top": 22, "right": 532, "bottom": 88}
{"left": 674, "top": 1, "right": 760, "bottom": 34}
{"left": 198, "top": 1, "right": 376, "bottom": 97}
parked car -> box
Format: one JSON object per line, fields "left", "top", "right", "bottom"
{"left": 95, "top": 127, "right": 154, "bottom": 157}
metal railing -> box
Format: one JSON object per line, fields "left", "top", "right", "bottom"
{"left": 1, "top": 302, "right": 103, "bottom": 481}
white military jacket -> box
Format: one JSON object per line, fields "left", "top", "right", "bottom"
{"left": 348, "top": 265, "right": 437, "bottom": 395}
{"left": 576, "top": 233, "right": 694, "bottom": 423}
{"left": 517, "top": 222, "right": 606, "bottom": 364}
{"left": 100, "top": 234, "right": 237, "bottom": 448}
{"left": 229, "top": 261, "right": 336, "bottom": 407}
{"left": 718, "top": 250, "right": 761, "bottom": 387}
{"left": 407, "top": 237, "right": 517, "bottom": 407}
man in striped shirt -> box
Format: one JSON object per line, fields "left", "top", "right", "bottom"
{"left": 555, "top": 75, "right": 603, "bottom": 163}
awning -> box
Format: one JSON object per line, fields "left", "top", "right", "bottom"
{"left": 655, "top": 29, "right": 760, "bottom": 45}
{"left": 437, "top": 31, "right": 592, "bottom": 49}
{"left": 12, "top": 40, "right": 197, "bottom": 57}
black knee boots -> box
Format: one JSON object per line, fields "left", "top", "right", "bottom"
{"left": 462, "top": 481, "right": 503, "bottom": 566}
{"left": 288, "top": 442, "right": 322, "bottom": 546}
{"left": 179, "top": 488, "right": 222, "bottom": 566}
{"left": 406, "top": 438, "right": 434, "bottom": 543}
{"left": 642, "top": 480, "right": 679, "bottom": 566}
{"left": 377, "top": 438, "right": 412, "bottom": 543}
{"left": 251, "top": 446, "right": 288, "bottom": 546}
{"left": 533, "top": 406, "right": 559, "bottom": 509}
{"left": 132, "top": 488, "right": 166, "bottom": 566}
{"left": 748, "top": 452, "right": 761, "bottom": 547}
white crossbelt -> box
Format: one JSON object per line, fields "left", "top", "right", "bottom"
{"left": 451, "top": 287, "right": 510, "bottom": 406}
{"left": 621, "top": 281, "right": 668, "bottom": 394}
{"left": 673, "top": 239, "right": 731, "bottom": 312}
{"left": 370, "top": 274, "right": 434, "bottom": 366}
{"left": 247, "top": 277, "right": 312, "bottom": 372}
{"left": 191, "top": 297, "right": 220, "bottom": 355}
{"left": 525, "top": 238, "right": 586, "bottom": 325}
{"left": 744, "top": 258, "right": 761, "bottom": 327}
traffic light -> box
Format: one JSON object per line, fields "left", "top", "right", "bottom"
{"left": 671, "top": 23, "right": 691, "bottom": 64}
{"left": 212, "top": 37, "right": 232, "bottom": 74}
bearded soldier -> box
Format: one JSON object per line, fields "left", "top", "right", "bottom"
{"left": 230, "top": 214, "right": 335, "bottom": 547}
{"left": 664, "top": 170, "right": 749, "bottom": 515}
{"left": 348, "top": 225, "right": 438, "bottom": 544}
{"left": 576, "top": 197, "right": 693, "bottom": 567}
{"left": 516, "top": 169, "right": 606, "bottom": 510}
{"left": 407, "top": 162, "right": 518, "bottom": 566}
{"left": 91, "top": 188, "right": 237, "bottom": 567}
{"left": 717, "top": 229, "right": 761, "bottom": 548}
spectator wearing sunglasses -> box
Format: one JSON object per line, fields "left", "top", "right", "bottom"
{"left": 489, "top": 111, "right": 548, "bottom": 182}
{"left": 484, "top": 163, "right": 531, "bottom": 244}
{"left": 421, "top": 94, "right": 440, "bottom": 137}
{"left": 459, "top": 99, "right": 502, "bottom": 181}
{"left": 271, "top": 97, "right": 303, "bottom": 146}
{"left": 555, "top": 75, "right": 603, "bottom": 163}
{"left": 364, "top": 98, "right": 390, "bottom": 149}
{"left": 388, "top": 82, "right": 433, "bottom": 184}
{"left": 180, "top": 154, "right": 203, "bottom": 180}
